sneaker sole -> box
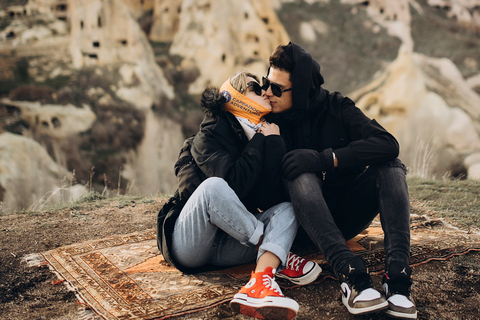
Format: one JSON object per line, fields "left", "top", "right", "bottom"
{"left": 342, "top": 296, "right": 389, "bottom": 315}
{"left": 385, "top": 309, "right": 418, "bottom": 319}
{"left": 277, "top": 263, "right": 322, "bottom": 285}
{"left": 230, "top": 302, "right": 297, "bottom": 320}
{"left": 230, "top": 293, "right": 299, "bottom": 311}
{"left": 230, "top": 294, "right": 298, "bottom": 320}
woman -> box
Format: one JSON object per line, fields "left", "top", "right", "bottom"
{"left": 160, "top": 71, "right": 321, "bottom": 320}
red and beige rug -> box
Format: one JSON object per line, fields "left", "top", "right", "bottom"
{"left": 29, "top": 215, "right": 480, "bottom": 320}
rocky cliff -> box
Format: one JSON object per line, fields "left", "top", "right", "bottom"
{"left": 169, "top": 0, "right": 289, "bottom": 94}
{"left": 1, "top": 0, "right": 480, "bottom": 212}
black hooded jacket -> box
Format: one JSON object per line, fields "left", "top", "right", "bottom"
{"left": 157, "top": 87, "right": 287, "bottom": 273}
{"left": 191, "top": 88, "right": 287, "bottom": 212}
{"left": 266, "top": 42, "right": 399, "bottom": 188}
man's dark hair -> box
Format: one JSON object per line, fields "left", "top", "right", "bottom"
{"left": 269, "top": 43, "right": 293, "bottom": 80}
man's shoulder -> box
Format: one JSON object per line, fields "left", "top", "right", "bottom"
{"left": 325, "top": 91, "right": 355, "bottom": 106}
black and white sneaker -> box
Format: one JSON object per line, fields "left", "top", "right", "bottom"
{"left": 383, "top": 262, "right": 417, "bottom": 319}
{"left": 338, "top": 257, "right": 388, "bottom": 315}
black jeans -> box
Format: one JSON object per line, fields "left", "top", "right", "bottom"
{"left": 286, "top": 158, "right": 410, "bottom": 276}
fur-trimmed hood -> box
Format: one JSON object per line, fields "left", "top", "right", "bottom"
{"left": 200, "top": 86, "right": 225, "bottom": 118}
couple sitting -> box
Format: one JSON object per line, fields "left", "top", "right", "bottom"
{"left": 158, "top": 43, "right": 416, "bottom": 320}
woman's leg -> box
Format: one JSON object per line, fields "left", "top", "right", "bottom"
{"left": 209, "top": 202, "right": 299, "bottom": 270}
{"left": 255, "top": 202, "right": 298, "bottom": 270}
{"left": 171, "top": 177, "right": 264, "bottom": 269}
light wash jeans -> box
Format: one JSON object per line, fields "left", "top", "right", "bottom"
{"left": 171, "top": 177, "right": 298, "bottom": 270}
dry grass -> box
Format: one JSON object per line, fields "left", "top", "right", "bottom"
{"left": 407, "top": 176, "right": 480, "bottom": 229}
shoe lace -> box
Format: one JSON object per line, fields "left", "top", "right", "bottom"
{"left": 286, "top": 253, "right": 305, "bottom": 271}
{"left": 262, "top": 274, "right": 283, "bottom": 295}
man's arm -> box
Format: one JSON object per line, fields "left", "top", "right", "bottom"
{"left": 334, "top": 98, "right": 399, "bottom": 169}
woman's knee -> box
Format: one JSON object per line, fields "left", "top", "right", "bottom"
{"left": 271, "top": 202, "right": 297, "bottom": 223}
{"left": 196, "top": 177, "right": 230, "bottom": 197}
{"left": 274, "top": 201, "right": 294, "bottom": 214}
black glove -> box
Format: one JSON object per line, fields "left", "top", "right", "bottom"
{"left": 281, "top": 148, "right": 334, "bottom": 180}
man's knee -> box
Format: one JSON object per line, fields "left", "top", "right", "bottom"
{"left": 372, "top": 158, "right": 407, "bottom": 180}
{"left": 286, "top": 172, "right": 323, "bottom": 194}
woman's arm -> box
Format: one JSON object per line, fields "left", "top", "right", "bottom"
{"left": 192, "top": 126, "right": 266, "bottom": 200}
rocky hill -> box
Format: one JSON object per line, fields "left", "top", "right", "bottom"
{"left": 1, "top": 0, "right": 480, "bottom": 212}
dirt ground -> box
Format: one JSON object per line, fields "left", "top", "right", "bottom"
{"left": 1, "top": 197, "right": 479, "bottom": 320}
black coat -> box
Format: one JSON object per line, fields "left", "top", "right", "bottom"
{"left": 157, "top": 88, "right": 286, "bottom": 273}
{"left": 266, "top": 42, "right": 399, "bottom": 189}
{"left": 192, "top": 111, "right": 286, "bottom": 212}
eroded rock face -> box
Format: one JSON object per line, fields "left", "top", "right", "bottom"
{"left": 122, "top": 0, "right": 155, "bottom": 19}
{"left": 426, "top": 0, "right": 480, "bottom": 29}
{"left": 350, "top": 49, "right": 480, "bottom": 178}
{"left": 121, "top": 109, "right": 184, "bottom": 196}
{"left": 169, "top": 0, "right": 290, "bottom": 94}
{"left": 0, "top": 99, "right": 96, "bottom": 139}
{"left": 0, "top": 132, "right": 87, "bottom": 212}
{"left": 69, "top": 0, "right": 174, "bottom": 105}
{"left": 342, "top": 0, "right": 416, "bottom": 51}
{"left": 149, "top": 0, "right": 182, "bottom": 42}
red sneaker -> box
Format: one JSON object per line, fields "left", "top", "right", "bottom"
{"left": 230, "top": 266, "right": 298, "bottom": 320}
{"left": 276, "top": 252, "right": 322, "bottom": 285}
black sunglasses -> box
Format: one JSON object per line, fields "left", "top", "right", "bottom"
{"left": 246, "top": 81, "right": 263, "bottom": 96}
{"left": 262, "top": 77, "right": 292, "bottom": 97}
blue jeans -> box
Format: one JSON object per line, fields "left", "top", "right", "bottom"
{"left": 287, "top": 158, "right": 410, "bottom": 276}
{"left": 171, "top": 177, "right": 298, "bottom": 270}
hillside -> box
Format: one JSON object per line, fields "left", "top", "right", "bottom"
{"left": 1, "top": 177, "right": 479, "bottom": 319}
{"left": 1, "top": 1, "right": 480, "bottom": 212}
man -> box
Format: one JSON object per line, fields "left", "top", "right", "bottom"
{"left": 263, "top": 42, "right": 416, "bottom": 319}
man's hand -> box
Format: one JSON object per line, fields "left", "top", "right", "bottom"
{"left": 281, "top": 148, "right": 334, "bottom": 180}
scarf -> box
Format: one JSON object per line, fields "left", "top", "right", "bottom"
{"left": 220, "top": 79, "right": 272, "bottom": 140}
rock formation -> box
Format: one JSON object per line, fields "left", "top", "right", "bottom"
{"left": 122, "top": 0, "right": 155, "bottom": 19}
{"left": 344, "top": 0, "right": 480, "bottom": 178}
{"left": 69, "top": 0, "right": 174, "bottom": 107}
{"left": 0, "top": 132, "right": 87, "bottom": 212}
{"left": 2, "top": 0, "right": 480, "bottom": 213}
{"left": 169, "top": 0, "right": 290, "bottom": 93}
{"left": 350, "top": 49, "right": 480, "bottom": 178}
{"left": 342, "top": 0, "right": 417, "bottom": 51}
{"left": 149, "top": 0, "right": 182, "bottom": 42}
{"left": 0, "top": 99, "right": 96, "bottom": 139}
{"left": 122, "top": 109, "right": 184, "bottom": 195}
{"left": 427, "top": 0, "right": 480, "bottom": 30}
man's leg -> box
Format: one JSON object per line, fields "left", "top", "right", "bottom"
{"left": 376, "top": 159, "right": 411, "bottom": 269}
{"left": 286, "top": 173, "right": 388, "bottom": 315}
{"left": 336, "top": 158, "right": 410, "bottom": 268}
{"left": 171, "top": 177, "right": 263, "bottom": 269}
{"left": 335, "top": 159, "right": 416, "bottom": 319}
{"left": 286, "top": 173, "right": 354, "bottom": 274}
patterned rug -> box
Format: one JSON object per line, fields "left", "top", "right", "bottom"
{"left": 30, "top": 215, "right": 480, "bottom": 320}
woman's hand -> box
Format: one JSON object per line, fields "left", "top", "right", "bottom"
{"left": 257, "top": 123, "right": 280, "bottom": 136}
